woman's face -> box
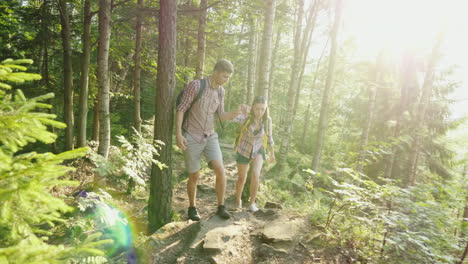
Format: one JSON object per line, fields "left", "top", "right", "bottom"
{"left": 253, "top": 103, "right": 266, "bottom": 119}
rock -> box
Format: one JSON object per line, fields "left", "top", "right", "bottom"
{"left": 258, "top": 243, "right": 288, "bottom": 257}
{"left": 253, "top": 209, "right": 280, "bottom": 221}
{"left": 261, "top": 219, "right": 299, "bottom": 243}
{"left": 203, "top": 225, "right": 244, "bottom": 254}
{"left": 264, "top": 201, "right": 283, "bottom": 209}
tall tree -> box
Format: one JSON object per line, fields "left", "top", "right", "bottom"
{"left": 384, "top": 51, "right": 416, "bottom": 179}
{"left": 195, "top": 0, "right": 208, "bottom": 79}
{"left": 267, "top": 26, "right": 281, "bottom": 103}
{"left": 148, "top": 0, "right": 177, "bottom": 232}
{"left": 407, "top": 34, "right": 443, "bottom": 185}
{"left": 97, "top": 0, "right": 112, "bottom": 158}
{"left": 58, "top": 0, "right": 74, "bottom": 150}
{"left": 301, "top": 38, "right": 327, "bottom": 153}
{"left": 77, "top": 0, "right": 92, "bottom": 147}
{"left": 311, "top": 0, "right": 342, "bottom": 171}
{"left": 255, "top": 0, "right": 276, "bottom": 98}
{"left": 276, "top": 0, "right": 305, "bottom": 168}
{"left": 356, "top": 53, "right": 383, "bottom": 172}
{"left": 246, "top": 15, "right": 257, "bottom": 104}
{"left": 133, "top": 0, "right": 144, "bottom": 133}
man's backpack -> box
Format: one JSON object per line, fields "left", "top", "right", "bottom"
{"left": 176, "top": 78, "right": 223, "bottom": 130}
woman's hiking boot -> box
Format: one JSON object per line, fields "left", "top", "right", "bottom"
{"left": 249, "top": 203, "right": 259, "bottom": 212}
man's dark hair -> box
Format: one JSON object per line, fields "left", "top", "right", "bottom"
{"left": 213, "top": 59, "right": 234, "bottom": 73}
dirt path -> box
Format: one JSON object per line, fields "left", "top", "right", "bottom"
{"left": 146, "top": 154, "right": 334, "bottom": 264}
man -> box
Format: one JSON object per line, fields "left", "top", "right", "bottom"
{"left": 176, "top": 59, "right": 247, "bottom": 221}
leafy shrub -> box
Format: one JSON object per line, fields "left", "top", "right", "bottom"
{"left": 89, "top": 122, "right": 166, "bottom": 193}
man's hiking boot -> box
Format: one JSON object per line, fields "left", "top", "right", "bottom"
{"left": 216, "top": 205, "right": 231, "bottom": 219}
{"left": 188, "top": 207, "right": 201, "bottom": 221}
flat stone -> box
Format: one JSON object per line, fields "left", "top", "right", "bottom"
{"left": 203, "top": 225, "right": 244, "bottom": 254}
{"left": 258, "top": 243, "right": 288, "bottom": 257}
{"left": 261, "top": 220, "right": 297, "bottom": 243}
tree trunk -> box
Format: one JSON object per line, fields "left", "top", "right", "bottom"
{"left": 59, "top": 0, "right": 74, "bottom": 150}
{"left": 133, "top": 0, "right": 144, "bottom": 133}
{"left": 407, "top": 34, "right": 443, "bottom": 185}
{"left": 276, "top": 0, "right": 304, "bottom": 169}
{"left": 356, "top": 53, "right": 383, "bottom": 172}
{"left": 41, "top": 0, "right": 58, "bottom": 153}
{"left": 384, "top": 51, "right": 416, "bottom": 179}
{"left": 97, "top": 0, "right": 112, "bottom": 159}
{"left": 148, "top": 0, "right": 177, "bottom": 233}
{"left": 301, "top": 39, "right": 328, "bottom": 153}
{"left": 291, "top": 2, "right": 318, "bottom": 120}
{"left": 183, "top": 32, "right": 191, "bottom": 86}
{"left": 195, "top": 0, "right": 207, "bottom": 79}
{"left": 255, "top": 0, "right": 276, "bottom": 97}
{"left": 246, "top": 16, "right": 257, "bottom": 105}
{"left": 267, "top": 27, "right": 281, "bottom": 103}
{"left": 92, "top": 97, "right": 100, "bottom": 141}
{"left": 311, "top": 0, "right": 343, "bottom": 171}
{"left": 77, "top": 0, "right": 92, "bottom": 147}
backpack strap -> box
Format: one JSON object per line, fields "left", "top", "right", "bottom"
{"left": 234, "top": 116, "right": 252, "bottom": 152}
{"left": 182, "top": 79, "right": 206, "bottom": 131}
{"left": 194, "top": 78, "right": 206, "bottom": 103}
{"left": 216, "top": 88, "right": 225, "bottom": 130}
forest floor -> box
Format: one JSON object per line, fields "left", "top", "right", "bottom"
{"left": 69, "top": 144, "right": 348, "bottom": 264}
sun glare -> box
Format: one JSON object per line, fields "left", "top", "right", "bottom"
{"left": 342, "top": 0, "right": 466, "bottom": 59}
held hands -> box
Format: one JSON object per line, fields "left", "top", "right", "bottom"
{"left": 268, "top": 153, "right": 276, "bottom": 163}
{"left": 176, "top": 133, "right": 187, "bottom": 151}
{"left": 237, "top": 104, "right": 250, "bottom": 115}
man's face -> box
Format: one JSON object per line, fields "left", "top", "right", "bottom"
{"left": 213, "top": 71, "right": 232, "bottom": 86}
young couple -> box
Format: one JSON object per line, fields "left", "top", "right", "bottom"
{"left": 176, "top": 59, "right": 275, "bottom": 221}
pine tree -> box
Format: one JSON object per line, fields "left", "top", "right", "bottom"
{"left": 0, "top": 59, "right": 111, "bottom": 263}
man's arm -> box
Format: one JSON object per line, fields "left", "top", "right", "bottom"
{"left": 219, "top": 110, "right": 241, "bottom": 121}
{"left": 176, "top": 111, "right": 187, "bottom": 150}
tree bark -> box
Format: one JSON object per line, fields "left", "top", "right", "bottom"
{"left": 133, "top": 0, "right": 144, "bottom": 133}
{"left": 246, "top": 15, "right": 257, "bottom": 105}
{"left": 59, "top": 0, "right": 74, "bottom": 150}
{"left": 77, "top": 0, "right": 92, "bottom": 147}
{"left": 255, "top": 0, "right": 276, "bottom": 97}
{"left": 356, "top": 53, "right": 383, "bottom": 172}
{"left": 97, "top": 0, "right": 112, "bottom": 159}
{"left": 148, "top": 0, "right": 177, "bottom": 233}
{"left": 311, "top": 0, "right": 342, "bottom": 171}
{"left": 267, "top": 27, "right": 281, "bottom": 103}
{"left": 92, "top": 97, "right": 100, "bottom": 141}
{"left": 407, "top": 34, "right": 443, "bottom": 185}
{"left": 195, "top": 0, "right": 207, "bottom": 79}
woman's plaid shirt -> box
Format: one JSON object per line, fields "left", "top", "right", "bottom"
{"left": 234, "top": 114, "right": 274, "bottom": 159}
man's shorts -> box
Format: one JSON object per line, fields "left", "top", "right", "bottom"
{"left": 183, "top": 132, "right": 223, "bottom": 173}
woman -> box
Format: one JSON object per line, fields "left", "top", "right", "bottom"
{"left": 233, "top": 96, "right": 275, "bottom": 212}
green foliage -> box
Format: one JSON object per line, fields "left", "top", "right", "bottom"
{"left": 303, "top": 169, "right": 463, "bottom": 263}
{"left": 0, "top": 59, "right": 110, "bottom": 263}
{"left": 89, "top": 121, "right": 166, "bottom": 192}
